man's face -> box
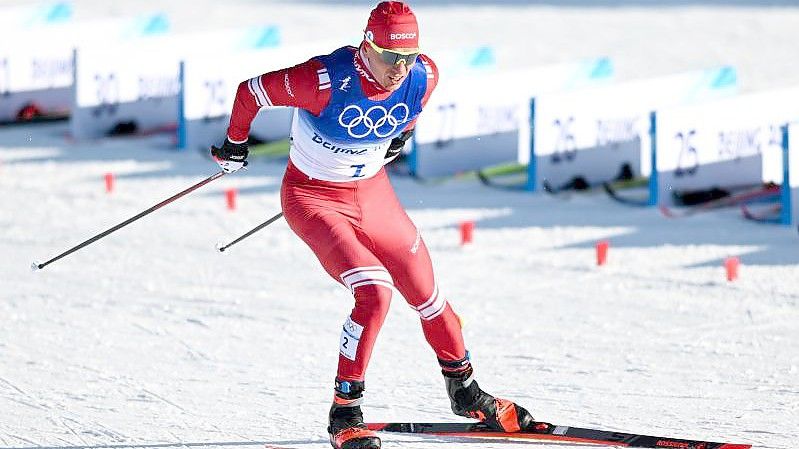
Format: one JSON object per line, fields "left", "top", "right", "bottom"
{"left": 363, "top": 42, "right": 417, "bottom": 91}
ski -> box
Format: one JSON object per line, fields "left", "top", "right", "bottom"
{"left": 387, "top": 161, "right": 526, "bottom": 188}
{"left": 390, "top": 167, "right": 482, "bottom": 186}
{"left": 542, "top": 175, "right": 592, "bottom": 196}
{"left": 366, "top": 421, "right": 751, "bottom": 449}
{"left": 741, "top": 202, "right": 782, "bottom": 223}
{"left": 542, "top": 164, "right": 642, "bottom": 199}
{"left": 542, "top": 176, "right": 647, "bottom": 200}
{"left": 0, "top": 111, "right": 69, "bottom": 127}
{"left": 602, "top": 178, "right": 651, "bottom": 207}
{"left": 659, "top": 184, "right": 781, "bottom": 218}
{"left": 476, "top": 162, "right": 527, "bottom": 191}
{"left": 0, "top": 102, "right": 69, "bottom": 126}
{"left": 106, "top": 121, "right": 177, "bottom": 137}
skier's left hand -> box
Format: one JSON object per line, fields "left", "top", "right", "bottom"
{"left": 385, "top": 129, "right": 414, "bottom": 160}
{"left": 211, "top": 138, "right": 249, "bottom": 173}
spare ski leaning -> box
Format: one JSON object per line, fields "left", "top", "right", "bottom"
{"left": 659, "top": 184, "right": 781, "bottom": 218}
{"left": 741, "top": 203, "right": 782, "bottom": 223}
{"left": 366, "top": 422, "right": 751, "bottom": 449}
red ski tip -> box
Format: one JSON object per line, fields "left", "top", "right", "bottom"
{"left": 658, "top": 205, "right": 677, "bottom": 218}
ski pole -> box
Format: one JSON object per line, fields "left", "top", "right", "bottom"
{"left": 32, "top": 171, "right": 227, "bottom": 271}
{"left": 217, "top": 211, "right": 284, "bottom": 253}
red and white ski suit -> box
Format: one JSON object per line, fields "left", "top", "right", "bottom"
{"left": 227, "top": 47, "right": 466, "bottom": 381}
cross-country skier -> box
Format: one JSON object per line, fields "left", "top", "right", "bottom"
{"left": 211, "top": 2, "right": 535, "bottom": 448}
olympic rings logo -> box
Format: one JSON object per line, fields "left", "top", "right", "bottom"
{"left": 338, "top": 103, "right": 410, "bottom": 139}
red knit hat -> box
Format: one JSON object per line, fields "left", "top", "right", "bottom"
{"left": 364, "top": 1, "right": 419, "bottom": 49}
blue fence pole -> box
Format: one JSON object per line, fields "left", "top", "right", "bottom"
{"left": 781, "top": 124, "right": 792, "bottom": 225}
{"left": 647, "top": 111, "right": 658, "bottom": 206}
{"left": 177, "top": 61, "right": 186, "bottom": 151}
{"left": 525, "top": 97, "right": 537, "bottom": 192}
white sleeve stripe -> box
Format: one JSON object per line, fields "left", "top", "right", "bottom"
{"left": 318, "top": 72, "right": 331, "bottom": 85}
{"left": 247, "top": 78, "right": 263, "bottom": 107}
{"left": 256, "top": 76, "right": 273, "bottom": 106}
{"left": 340, "top": 266, "right": 387, "bottom": 279}
{"left": 248, "top": 78, "right": 264, "bottom": 106}
{"left": 319, "top": 83, "right": 331, "bottom": 90}
{"left": 422, "top": 61, "right": 435, "bottom": 78}
{"left": 317, "top": 68, "right": 328, "bottom": 74}
{"left": 248, "top": 77, "right": 272, "bottom": 108}
{"left": 227, "top": 137, "right": 247, "bottom": 144}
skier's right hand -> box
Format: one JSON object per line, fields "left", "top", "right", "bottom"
{"left": 211, "top": 138, "right": 249, "bottom": 173}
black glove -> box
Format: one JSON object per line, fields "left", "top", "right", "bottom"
{"left": 211, "top": 138, "right": 249, "bottom": 173}
{"left": 385, "top": 129, "right": 414, "bottom": 160}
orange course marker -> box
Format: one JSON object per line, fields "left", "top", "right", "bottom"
{"left": 596, "top": 240, "right": 610, "bottom": 266}
{"left": 460, "top": 220, "right": 474, "bottom": 245}
{"left": 226, "top": 188, "right": 237, "bottom": 211}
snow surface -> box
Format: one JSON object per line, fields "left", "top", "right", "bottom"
{"left": 2, "top": 1, "right": 799, "bottom": 449}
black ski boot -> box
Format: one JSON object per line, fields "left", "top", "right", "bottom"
{"left": 441, "top": 356, "right": 536, "bottom": 432}
{"left": 328, "top": 380, "right": 381, "bottom": 449}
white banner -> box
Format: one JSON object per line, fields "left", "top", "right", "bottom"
{"left": 655, "top": 87, "right": 799, "bottom": 202}
{"left": 409, "top": 58, "right": 613, "bottom": 178}
{"left": 182, "top": 41, "right": 329, "bottom": 122}
{"left": 71, "top": 41, "right": 180, "bottom": 139}
{"left": 533, "top": 67, "right": 737, "bottom": 184}
{"left": 0, "top": 2, "right": 72, "bottom": 29}
{"left": 0, "top": 14, "right": 170, "bottom": 121}
{"left": 2, "top": 40, "right": 73, "bottom": 93}
{"left": 1, "top": 14, "right": 171, "bottom": 92}
{"left": 71, "top": 26, "right": 282, "bottom": 140}
{"left": 179, "top": 40, "right": 339, "bottom": 151}
{"left": 417, "top": 58, "right": 613, "bottom": 148}
{"left": 75, "top": 42, "right": 181, "bottom": 109}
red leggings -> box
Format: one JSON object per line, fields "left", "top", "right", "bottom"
{"left": 281, "top": 160, "right": 466, "bottom": 381}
